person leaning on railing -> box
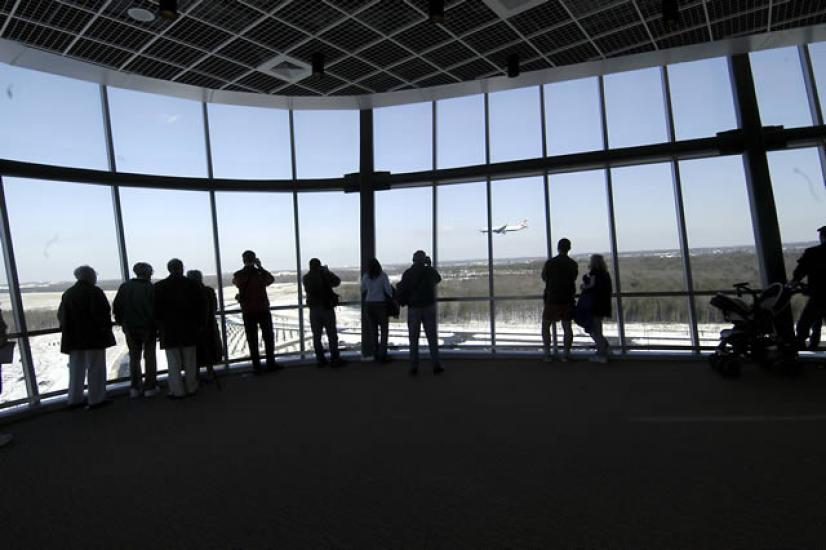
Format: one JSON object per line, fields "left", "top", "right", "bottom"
{"left": 791, "top": 225, "right": 826, "bottom": 350}
{"left": 113, "top": 262, "right": 159, "bottom": 398}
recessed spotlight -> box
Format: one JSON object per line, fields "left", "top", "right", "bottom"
{"left": 127, "top": 6, "right": 156, "bottom": 23}
{"left": 159, "top": 0, "right": 178, "bottom": 20}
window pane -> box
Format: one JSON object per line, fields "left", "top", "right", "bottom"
{"left": 0, "top": 338, "right": 26, "bottom": 405}
{"left": 489, "top": 87, "right": 542, "bottom": 163}
{"left": 494, "top": 299, "right": 542, "bottom": 350}
{"left": 0, "top": 63, "right": 107, "bottom": 170}
{"left": 439, "top": 301, "right": 491, "bottom": 350}
{"left": 216, "top": 191, "right": 297, "bottom": 309}
{"left": 374, "top": 102, "right": 432, "bottom": 173}
{"left": 108, "top": 87, "right": 207, "bottom": 177}
{"left": 120, "top": 188, "right": 215, "bottom": 283}
{"left": 767, "top": 148, "right": 826, "bottom": 276}
{"left": 208, "top": 103, "right": 291, "bottom": 179}
{"left": 3, "top": 178, "right": 121, "bottom": 330}
{"left": 436, "top": 94, "right": 485, "bottom": 169}
{"left": 668, "top": 57, "right": 737, "bottom": 140}
{"left": 750, "top": 47, "right": 812, "bottom": 128}
{"left": 294, "top": 110, "right": 359, "bottom": 178}
{"left": 226, "top": 310, "right": 302, "bottom": 361}
{"left": 549, "top": 169, "right": 612, "bottom": 276}
{"left": 611, "top": 163, "right": 684, "bottom": 292}
{"left": 544, "top": 77, "right": 603, "bottom": 155}
{"left": 298, "top": 191, "right": 360, "bottom": 351}
{"left": 680, "top": 156, "right": 759, "bottom": 291}
{"left": 437, "top": 182, "right": 489, "bottom": 298}
{"left": 622, "top": 296, "right": 691, "bottom": 348}
{"left": 491, "top": 176, "right": 547, "bottom": 297}
{"left": 376, "top": 187, "right": 432, "bottom": 271}
{"left": 604, "top": 67, "right": 668, "bottom": 148}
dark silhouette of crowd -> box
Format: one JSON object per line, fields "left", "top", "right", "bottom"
{"left": 44, "top": 224, "right": 826, "bottom": 409}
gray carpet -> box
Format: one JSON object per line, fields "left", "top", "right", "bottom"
{"left": 2, "top": 358, "right": 826, "bottom": 549}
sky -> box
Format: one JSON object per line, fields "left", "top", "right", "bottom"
{"left": 0, "top": 45, "right": 825, "bottom": 284}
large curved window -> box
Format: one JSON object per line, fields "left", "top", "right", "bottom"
{"left": 544, "top": 77, "right": 603, "bottom": 155}
{"left": 374, "top": 102, "right": 432, "bottom": 174}
{"left": 294, "top": 110, "right": 359, "bottom": 179}
{"left": 436, "top": 95, "right": 485, "bottom": 169}
{"left": 604, "top": 67, "right": 668, "bottom": 148}
{"left": 208, "top": 104, "right": 292, "bottom": 180}
{"left": 108, "top": 88, "right": 208, "bottom": 177}
{"left": 750, "top": 47, "right": 812, "bottom": 129}
{"left": 488, "top": 87, "right": 542, "bottom": 163}
{"left": 667, "top": 57, "right": 737, "bottom": 140}
{"left": 0, "top": 63, "right": 107, "bottom": 170}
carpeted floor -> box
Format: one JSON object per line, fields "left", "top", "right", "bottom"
{"left": 2, "top": 358, "right": 826, "bottom": 549}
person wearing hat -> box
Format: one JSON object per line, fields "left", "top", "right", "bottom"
{"left": 791, "top": 225, "right": 826, "bottom": 349}
{"left": 113, "top": 262, "right": 159, "bottom": 398}
{"left": 397, "top": 250, "right": 444, "bottom": 376}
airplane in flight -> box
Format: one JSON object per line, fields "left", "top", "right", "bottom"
{"left": 480, "top": 219, "right": 529, "bottom": 234}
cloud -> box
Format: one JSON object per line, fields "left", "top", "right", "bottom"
{"left": 161, "top": 113, "right": 181, "bottom": 124}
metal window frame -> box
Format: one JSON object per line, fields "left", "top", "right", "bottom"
{"left": 7, "top": 47, "right": 826, "bottom": 411}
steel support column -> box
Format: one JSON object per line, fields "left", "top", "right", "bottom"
{"left": 359, "top": 108, "right": 376, "bottom": 356}
{"left": 799, "top": 44, "right": 826, "bottom": 181}
{"left": 730, "top": 54, "right": 788, "bottom": 287}
{"left": 289, "top": 110, "right": 305, "bottom": 356}
{"left": 0, "top": 175, "right": 37, "bottom": 404}
{"left": 100, "top": 85, "right": 129, "bottom": 283}
{"left": 484, "top": 93, "right": 496, "bottom": 351}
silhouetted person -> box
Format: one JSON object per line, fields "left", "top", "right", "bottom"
{"left": 810, "top": 319, "right": 823, "bottom": 350}
{"left": 362, "top": 258, "right": 393, "bottom": 363}
{"left": 113, "top": 262, "right": 158, "bottom": 398}
{"left": 154, "top": 259, "right": 204, "bottom": 398}
{"left": 57, "top": 266, "right": 115, "bottom": 409}
{"left": 398, "top": 250, "right": 443, "bottom": 376}
{"left": 187, "top": 270, "right": 222, "bottom": 381}
{"left": 792, "top": 226, "right": 826, "bottom": 349}
{"left": 581, "top": 254, "right": 612, "bottom": 363}
{"left": 233, "top": 250, "right": 277, "bottom": 374}
{"left": 541, "top": 238, "right": 578, "bottom": 363}
{"left": 302, "top": 258, "right": 344, "bottom": 367}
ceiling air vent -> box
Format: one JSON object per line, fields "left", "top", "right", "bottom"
{"left": 257, "top": 54, "right": 311, "bottom": 83}
{"left": 482, "top": 0, "right": 547, "bottom": 19}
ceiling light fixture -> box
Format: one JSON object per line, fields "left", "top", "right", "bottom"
{"left": 507, "top": 53, "right": 520, "bottom": 78}
{"left": 127, "top": 6, "right": 156, "bottom": 23}
{"left": 311, "top": 53, "right": 325, "bottom": 78}
{"left": 429, "top": 0, "right": 445, "bottom": 23}
{"left": 159, "top": 0, "right": 178, "bottom": 20}
{"left": 662, "top": 0, "right": 680, "bottom": 30}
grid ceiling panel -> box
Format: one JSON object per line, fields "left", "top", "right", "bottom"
{"left": 508, "top": 1, "right": 571, "bottom": 36}
{"left": 319, "top": 19, "right": 381, "bottom": 51}
{"left": 390, "top": 57, "right": 440, "bottom": 81}
{"left": 69, "top": 38, "right": 133, "bottom": 67}
{"left": 146, "top": 37, "right": 210, "bottom": 67}
{"left": 215, "top": 38, "right": 276, "bottom": 68}
{"left": 356, "top": 0, "right": 423, "bottom": 34}
{"left": 360, "top": 40, "right": 411, "bottom": 67}
{"left": 530, "top": 22, "right": 587, "bottom": 53}
{"left": 328, "top": 56, "right": 376, "bottom": 81}
{"left": 243, "top": 17, "right": 309, "bottom": 52}
{"left": 0, "top": 0, "right": 822, "bottom": 97}
{"left": 463, "top": 21, "right": 520, "bottom": 54}
{"left": 275, "top": 1, "right": 344, "bottom": 35}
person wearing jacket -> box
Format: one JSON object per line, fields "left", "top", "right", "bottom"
{"left": 397, "top": 250, "right": 443, "bottom": 376}
{"left": 581, "top": 254, "right": 612, "bottom": 363}
{"left": 113, "top": 262, "right": 158, "bottom": 398}
{"left": 302, "top": 258, "right": 344, "bottom": 367}
{"left": 792, "top": 225, "right": 826, "bottom": 349}
{"left": 232, "top": 250, "right": 277, "bottom": 374}
{"left": 361, "top": 258, "right": 394, "bottom": 363}
{"left": 154, "top": 259, "right": 204, "bottom": 398}
{"left": 187, "top": 269, "right": 223, "bottom": 378}
{"left": 58, "top": 265, "right": 116, "bottom": 409}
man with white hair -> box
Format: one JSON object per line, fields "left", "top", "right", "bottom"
{"left": 57, "top": 265, "right": 116, "bottom": 410}
{"left": 113, "top": 262, "right": 158, "bottom": 398}
{"left": 154, "top": 259, "right": 204, "bottom": 398}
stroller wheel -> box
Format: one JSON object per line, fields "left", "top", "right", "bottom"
{"left": 718, "top": 356, "right": 741, "bottom": 378}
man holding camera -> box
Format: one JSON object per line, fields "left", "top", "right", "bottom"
{"left": 302, "top": 258, "right": 345, "bottom": 367}
{"left": 233, "top": 250, "right": 278, "bottom": 374}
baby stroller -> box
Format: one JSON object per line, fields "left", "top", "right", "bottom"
{"left": 708, "top": 281, "right": 803, "bottom": 378}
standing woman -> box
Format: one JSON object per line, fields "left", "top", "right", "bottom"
{"left": 583, "top": 254, "right": 612, "bottom": 363}
{"left": 187, "top": 270, "right": 223, "bottom": 385}
{"left": 362, "top": 258, "right": 394, "bottom": 363}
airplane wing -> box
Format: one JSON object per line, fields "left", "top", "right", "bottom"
{"left": 492, "top": 224, "right": 507, "bottom": 234}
